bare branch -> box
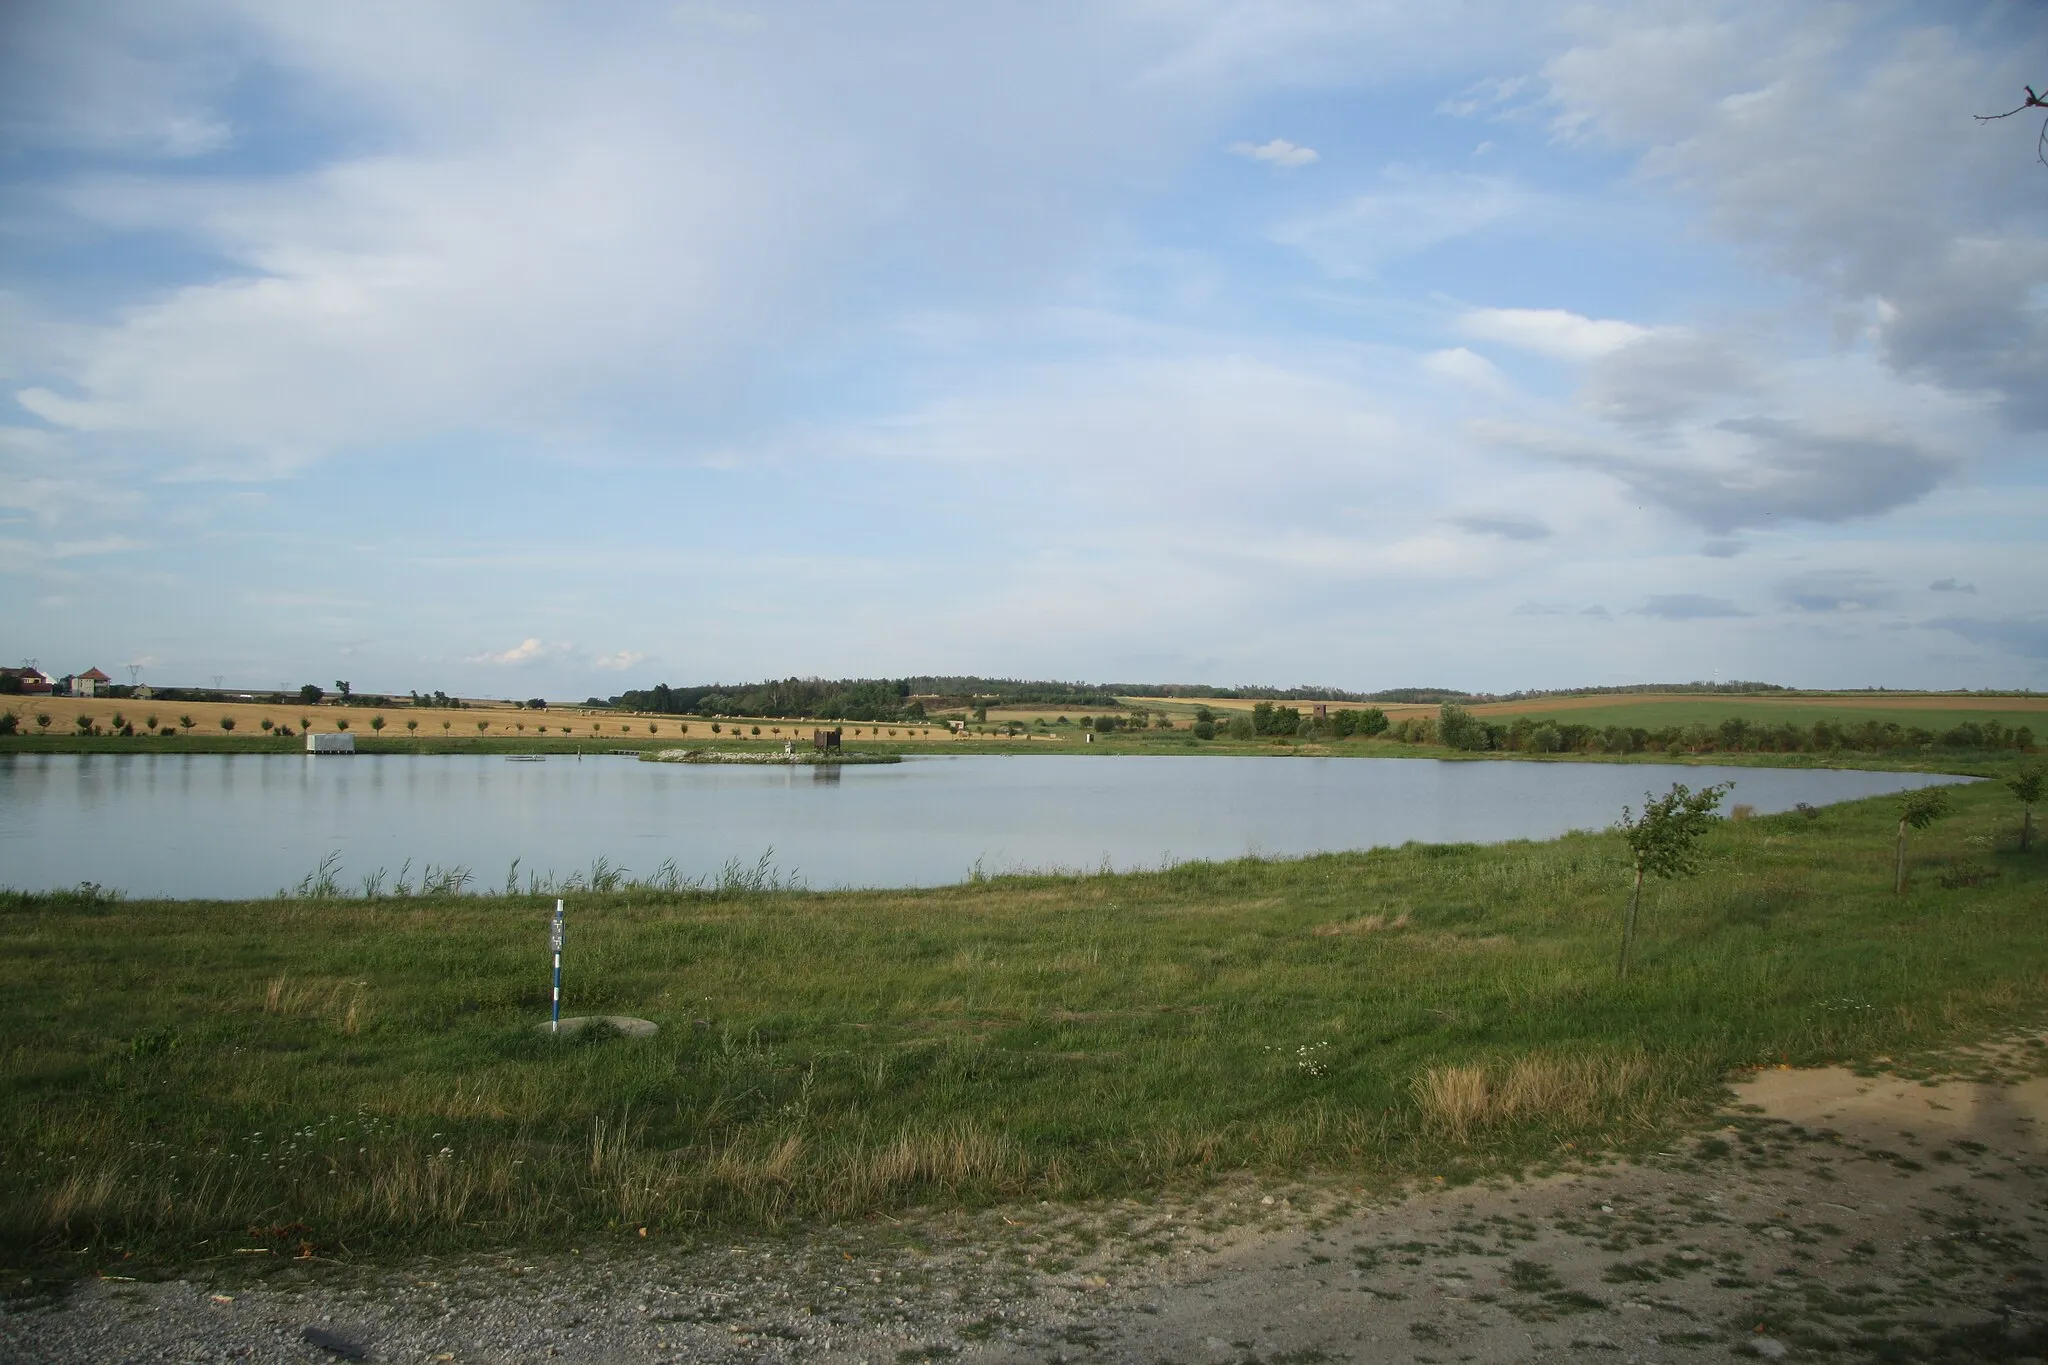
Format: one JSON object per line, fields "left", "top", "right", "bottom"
{"left": 1975, "top": 83, "right": 2048, "bottom": 168}
{"left": 1973, "top": 85, "right": 2045, "bottom": 122}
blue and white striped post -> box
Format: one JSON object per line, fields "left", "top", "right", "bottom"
{"left": 549, "top": 899, "right": 565, "bottom": 1034}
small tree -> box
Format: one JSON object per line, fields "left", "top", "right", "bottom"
{"left": 75, "top": 714, "right": 94, "bottom": 733}
{"left": 179, "top": 715, "right": 194, "bottom": 731}
{"left": 442, "top": 720, "right": 451, "bottom": 731}
{"left": 300, "top": 716, "right": 312, "bottom": 731}
{"left": 35, "top": 713, "right": 51, "bottom": 730}
{"left": 1616, "top": 781, "right": 1731, "bottom": 979}
{"left": 0, "top": 712, "right": 16, "bottom": 736}
{"left": 219, "top": 716, "right": 236, "bottom": 731}
{"left": 335, "top": 718, "right": 350, "bottom": 731}
{"left": 371, "top": 715, "right": 385, "bottom": 732}
{"left": 406, "top": 719, "right": 418, "bottom": 732}
{"left": 477, "top": 720, "right": 489, "bottom": 733}
{"left": 1894, "top": 787, "right": 1951, "bottom": 893}
{"left": 2006, "top": 765, "right": 2044, "bottom": 853}
{"left": 260, "top": 718, "right": 273, "bottom": 731}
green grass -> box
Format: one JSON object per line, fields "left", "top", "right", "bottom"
{"left": 1471, "top": 697, "right": 2046, "bottom": 734}
{"left": 2, "top": 773, "right": 2044, "bottom": 1279}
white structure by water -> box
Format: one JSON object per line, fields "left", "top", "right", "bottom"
{"left": 306, "top": 732, "right": 356, "bottom": 754}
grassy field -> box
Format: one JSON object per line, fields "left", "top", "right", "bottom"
{"left": 1126, "top": 691, "right": 2048, "bottom": 733}
{"left": 3, "top": 766, "right": 2043, "bottom": 1278}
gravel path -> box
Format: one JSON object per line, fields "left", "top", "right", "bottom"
{"left": 7, "top": 1065, "right": 2044, "bottom": 1364}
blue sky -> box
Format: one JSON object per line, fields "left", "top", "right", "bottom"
{"left": 2, "top": 1, "right": 2044, "bottom": 698}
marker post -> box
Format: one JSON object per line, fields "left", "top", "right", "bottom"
{"left": 549, "top": 899, "right": 565, "bottom": 1034}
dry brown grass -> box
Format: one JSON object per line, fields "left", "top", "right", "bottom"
{"left": 261, "top": 974, "right": 368, "bottom": 1035}
{"left": 1311, "top": 911, "right": 1412, "bottom": 936}
{"left": 1412, "top": 1051, "right": 1656, "bottom": 1143}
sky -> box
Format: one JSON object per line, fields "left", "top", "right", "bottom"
{"left": 2, "top": 1, "right": 2044, "bottom": 699}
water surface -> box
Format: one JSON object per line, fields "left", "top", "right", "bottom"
{"left": 0, "top": 752, "right": 1962, "bottom": 899}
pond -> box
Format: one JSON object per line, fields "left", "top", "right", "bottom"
{"left": 0, "top": 752, "right": 1966, "bottom": 900}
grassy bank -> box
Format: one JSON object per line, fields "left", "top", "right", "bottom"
{"left": 3, "top": 772, "right": 2044, "bottom": 1278}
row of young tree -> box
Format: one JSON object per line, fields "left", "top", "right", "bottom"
{"left": 1388, "top": 705, "right": 2035, "bottom": 755}
{"left": 1618, "top": 765, "right": 2043, "bottom": 979}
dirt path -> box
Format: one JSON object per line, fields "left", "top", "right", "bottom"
{"left": 8, "top": 1063, "right": 2045, "bottom": 1363}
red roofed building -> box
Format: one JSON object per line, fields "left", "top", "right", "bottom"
{"left": 71, "top": 667, "right": 111, "bottom": 697}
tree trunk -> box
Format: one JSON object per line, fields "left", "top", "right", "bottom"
{"left": 1895, "top": 819, "right": 1908, "bottom": 894}
{"left": 1619, "top": 862, "right": 1644, "bottom": 980}
{"left": 2023, "top": 805, "right": 2033, "bottom": 854}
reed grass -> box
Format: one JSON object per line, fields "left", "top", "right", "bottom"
{"left": 1, "top": 777, "right": 2043, "bottom": 1275}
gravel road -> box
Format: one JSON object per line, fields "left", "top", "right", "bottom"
{"left": 7, "top": 1063, "right": 2044, "bottom": 1364}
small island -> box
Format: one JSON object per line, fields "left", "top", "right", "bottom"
{"left": 640, "top": 746, "right": 902, "bottom": 765}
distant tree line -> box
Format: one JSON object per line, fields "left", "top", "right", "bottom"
{"left": 1389, "top": 704, "right": 2036, "bottom": 756}
{"left": 607, "top": 676, "right": 1126, "bottom": 721}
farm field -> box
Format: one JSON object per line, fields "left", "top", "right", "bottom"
{"left": 3, "top": 768, "right": 2042, "bottom": 1274}
{"left": 1125, "top": 691, "right": 2048, "bottom": 736}
{"left": 0, "top": 694, "right": 959, "bottom": 746}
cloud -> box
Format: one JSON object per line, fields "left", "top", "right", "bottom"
{"left": 1459, "top": 307, "right": 1649, "bottom": 362}
{"left": 1437, "top": 75, "right": 1530, "bottom": 119}
{"left": 1578, "top": 329, "right": 1755, "bottom": 426}
{"left": 1580, "top": 604, "right": 1610, "bottom": 618}
{"left": 1421, "top": 347, "right": 1508, "bottom": 392}
{"left": 1449, "top": 512, "right": 1550, "bottom": 541}
{"left": 1928, "top": 615, "right": 2048, "bottom": 660}
{"left": 1277, "top": 171, "right": 1525, "bottom": 278}
{"left": 1513, "top": 600, "right": 1567, "bottom": 615}
{"left": 1929, "top": 578, "right": 1977, "bottom": 594}
{"left": 1699, "top": 539, "right": 1741, "bottom": 559}
{"left": 591, "top": 650, "right": 646, "bottom": 672}
{"left": 1636, "top": 593, "right": 1750, "bottom": 620}
{"left": 1494, "top": 415, "right": 1952, "bottom": 533}
{"left": 1229, "top": 138, "right": 1318, "bottom": 168}
{"left": 470, "top": 638, "right": 570, "bottom": 666}
{"left": 1778, "top": 570, "right": 1897, "bottom": 613}
{"left": 1539, "top": 8, "right": 2048, "bottom": 430}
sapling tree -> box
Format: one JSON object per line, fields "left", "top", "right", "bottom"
{"left": 35, "top": 713, "right": 51, "bottom": 730}
{"left": 1615, "top": 781, "right": 1731, "bottom": 979}
{"left": 406, "top": 719, "right": 418, "bottom": 732}
{"left": 2006, "top": 765, "right": 2044, "bottom": 853}
{"left": 219, "top": 716, "right": 235, "bottom": 731}
{"left": 1894, "top": 787, "right": 1951, "bottom": 893}
{"left": 178, "top": 715, "right": 194, "bottom": 730}
{"left": 75, "top": 714, "right": 93, "bottom": 733}
{"left": 371, "top": 715, "right": 385, "bottom": 732}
